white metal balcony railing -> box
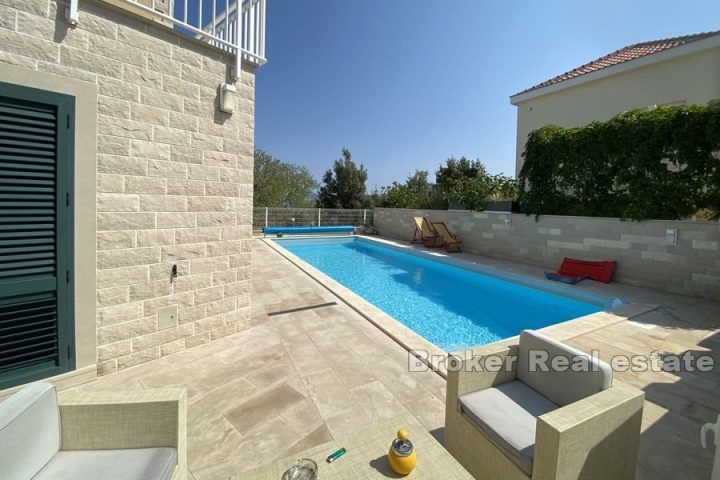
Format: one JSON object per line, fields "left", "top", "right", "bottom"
{"left": 66, "top": 0, "right": 266, "bottom": 80}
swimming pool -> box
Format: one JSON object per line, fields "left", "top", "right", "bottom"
{"left": 274, "top": 237, "right": 618, "bottom": 351}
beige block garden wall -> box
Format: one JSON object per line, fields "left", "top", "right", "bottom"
{"left": 0, "top": 0, "right": 255, "bottom": 376}
{"left": 374, "top": 208, "right": 720, "bottom": 300}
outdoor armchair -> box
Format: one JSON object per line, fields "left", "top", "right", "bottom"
{"left": 445, "top": 330, "right": 644, "bottom": 480}
{"left": 0, "top": 382, "right": 187, "bottom": 480}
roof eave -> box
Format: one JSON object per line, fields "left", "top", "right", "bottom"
{"left": 509, "top": 34, "right": 720, "bottom": 105}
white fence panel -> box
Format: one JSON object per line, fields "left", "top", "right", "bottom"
{"left": 252, "top": 208, "right": 374, "bottom": 230}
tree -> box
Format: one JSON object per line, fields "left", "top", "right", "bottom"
{"left": 434, "top": 157, "right": 517, "bottom": 210}
{"left": 253, "top": 149, "right": 317, "bottom": 207}
{"left": 382, "top": 170, "right": 437, "bottom": 209}
{"left": 365, "top": 188, "right": 386, "bottom": 208}
{"left": 405, "top": 170, "right": 432, "bottom": 206}
{"left": 382, "top": 182, "right": 417, "bottom": 208}
{"left": 444, "top": 175, "right": 492, "bottom": 210}
{"left": 317, "top": 148, "right": 368, "bottom": 208}
{"left": 435, "top": 157, "right": 486, "bottom": 194}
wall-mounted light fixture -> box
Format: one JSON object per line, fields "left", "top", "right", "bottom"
{"left": 219, "top": 83, "right": 236, "bottom": 114}
{"left": 65, "top": 0, "right": 79, "bottom": 25}
{"left": 666, "top": 228, "right": 678, "bottom": 245}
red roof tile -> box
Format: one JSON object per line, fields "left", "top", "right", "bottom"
{"left": 515, "top": 30, "right": 720, "bottom": 96}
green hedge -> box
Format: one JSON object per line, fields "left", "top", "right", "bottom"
{"left": 518, "top": 100, "right": 720, "bottom": 220}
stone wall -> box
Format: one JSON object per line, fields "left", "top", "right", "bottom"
{"left": 374, "top": 208, "right": 720, "bottom": 300}
{"left": 0, "top": 0, "right": 255, "bottom": 376}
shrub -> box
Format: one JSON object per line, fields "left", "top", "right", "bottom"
{"left": 518, "top": 100, "right": 720, "bottom": 220}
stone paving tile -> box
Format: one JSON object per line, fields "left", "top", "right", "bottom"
{"left": 244, "top": 360, "right": 297, "bottom": 390}
{"left": 278, "top": 399, "right": 325, "bottom": 437}
{"left": 225, "top": 382, "right": 307, "bottom": 432}
{"left": 302, "top": 367, "right": 362, "bottom": 420}
{"left": 188, "top": 377, "right": 258, "bottom": 425}
{"left": 282, "top": 423, "right": 334, "bottom": 458}
{"left": 405, "top": 393, "right": 447, "bottom": 433}
{"left": 187, "top": 415, "right": 245, "bottom": 473}
{"left": 278, "top": 334, "right": 329, "bottom": 378}
{"left": 352, "top": 380, "right": 405, "bottom": 421}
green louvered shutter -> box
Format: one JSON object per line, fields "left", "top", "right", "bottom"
{"left": 0, "top": 82, "right": 75, "bottom": 389}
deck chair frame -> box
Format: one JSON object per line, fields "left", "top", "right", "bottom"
{"left": 432, "top": 221, "right": 462, "bottom": 252}
{"left": 411, "top": 217, "right": 440, "bottom": 247}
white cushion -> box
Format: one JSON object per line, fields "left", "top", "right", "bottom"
{"left": 517, "top": 330, "right": 612, "bottom": 406}
{"left": 32, "top": 448, "right": 177, "bottom": 480}
{"left": 0, "top": 382, "right": 60, "bottom": 480}
{"left": 459, "top": 380, "right": 559, "bottom": 475}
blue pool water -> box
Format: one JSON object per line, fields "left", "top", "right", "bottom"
{"left": 276, "top": 237, "right": 608, "bottom": 351}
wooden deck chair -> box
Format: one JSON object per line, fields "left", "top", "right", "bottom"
{"left": 432, "top": 222, "right": 462, "bottom": 252}
{"left": 411, "top": 217, "right": 440, "bottom": 247}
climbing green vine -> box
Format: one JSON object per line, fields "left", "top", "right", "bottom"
{"left": 518, "top": 100, "right": 720, "bottom": 220}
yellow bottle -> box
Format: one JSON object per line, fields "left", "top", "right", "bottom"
{"left": 388, "top": 428, "right": 416, "bottom": 476}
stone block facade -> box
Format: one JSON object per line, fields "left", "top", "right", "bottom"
{"left": 374, "top": 208, "right": 720, "bottom": 300}
{"left": 0, "top": 0, "right": 255, "bottom": 376}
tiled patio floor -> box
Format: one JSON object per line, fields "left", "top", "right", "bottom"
{"left": 76, "top": 239, "right": 447, "bottom": 479}
{"left": 73, "top": 238, "right": 720, "bottom": 479}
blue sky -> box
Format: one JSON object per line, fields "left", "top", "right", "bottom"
{"left": 254, "top": 0, "right": 720, "bottom": 190}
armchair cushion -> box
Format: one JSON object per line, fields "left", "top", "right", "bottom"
{"left": 517, "top": 330, "right": 612, "bottom": 406}
{"left": 0, "top": 382, "right": 60, "bottom": 480}
{"left": 33, "top": 447, "right": 177, "bottom": 480}
{"left": 458, "top": 380, "right": 559, "bottom": 475}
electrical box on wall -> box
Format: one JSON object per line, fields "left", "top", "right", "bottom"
{"left": 158, "top": 305, "right": 178, "bottom": 330}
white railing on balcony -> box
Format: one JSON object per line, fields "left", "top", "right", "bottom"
{"left": 71, "top": 0, "right": 266, "bottom": 80}
{"left": 199, "top": 0, "right": 266, "bottom": 66}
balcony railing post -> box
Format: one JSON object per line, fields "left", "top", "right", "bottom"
{"left": 234, "top": 0, "right": 242, "bottom": 81}
{"left": 264, "top": 207, "right": 268, "bottom": 228}
{"left": 224, "top": 0, "right": 229, "bottom": 41}
{"left": 318, "top": 208, "right": 321, "bottom": 227}
{"left": 198, "top": 0, "right": 202, "bottom": 37}
{"left": 211, "top": 0, "right": 216, "bottom": 36}
{"left": 259, "top": 0, "right": 266, "bottom": 58}
{"left": 248, "top": 1, "right": 255, "bottom": 61}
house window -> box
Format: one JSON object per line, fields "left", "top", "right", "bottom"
{"left": 0, "top": 82, "right": 75, "bottom": 389}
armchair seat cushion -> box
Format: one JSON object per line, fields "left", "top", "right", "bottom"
{"left": 458, "top": 380, "right": 559, "bottom": 475}
{"left": 33, "top": 447, "right": 177, "bottom": 480}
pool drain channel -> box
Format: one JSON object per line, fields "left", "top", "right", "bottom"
{"left": 267, "top": 302, "right": 338, "bottom": 317}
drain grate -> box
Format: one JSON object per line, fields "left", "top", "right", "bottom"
{"left": 267, "top": 301, "right": 338, "bottom": 317}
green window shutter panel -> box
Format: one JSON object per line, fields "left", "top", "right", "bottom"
{"left": 0, "top": 82, "right": 75, "bottom": 389}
